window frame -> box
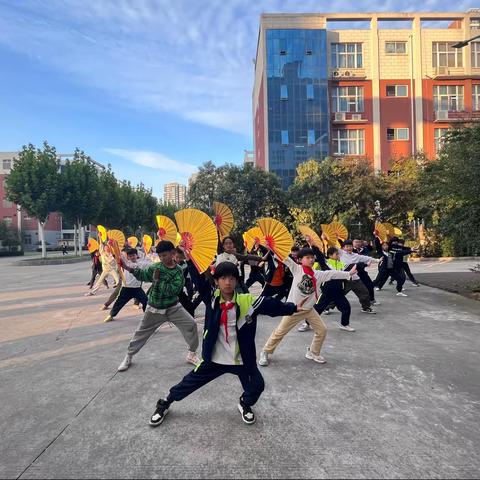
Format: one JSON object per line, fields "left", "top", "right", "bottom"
{"left": 432, "top": 42, "right": 463, "bottom": 68}
{"left": 433, "top": 85, "right": 464, "bottom": 111}
{"left": 434, "top": 128, "right": 449, "bottom": 153}
{"left": 387, "top": 128, "right": 409, "bottom": 141}
{"left": 386, "top": 85, "right": 408, "bottom": 97}
{"left": 281, "top": 130, "right": 289, "bottom": 145}
{"left": 472, "top": 42, "right": 480, "bottom": 68}
{"left": 473, "top": 84, "right": 480, "bottom": 110}
{"left": 331, "top": 43, "right": 363, "bottom": 69}
{"left": 332, "top": 86, "right": 365, "bottom": 113}
{"left": 385, "top": 41, "right": 407, "bottom": 55}
{"left": 332, "top": 129, "right": 365, "bottom": 155}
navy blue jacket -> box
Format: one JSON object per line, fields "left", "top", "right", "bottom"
{"left": 188, "top": 261, "right": 297, "bottom": 369}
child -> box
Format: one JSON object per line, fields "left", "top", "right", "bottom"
{"left": 398, "top": 239, "right": 419, "bottom": 286}
{"left": 87, "top": 250, "right": 108, "bottom": 290}
{"left": 148, "top": 260, "right": 305, "bottom": 427}
{"left": 258, "top": 247, "right": 356, "bottom": 367}
{"left": 243, "top": 244, "right": 266, "bottom": 289}
{"left": 117, "top": 240, "right": 200, "bottom": 372}
{"left": 175, "top": 247, "right": 200, "bottom": 317}
{"left": 85, "top": 243, "right": 119, "bottom": 296}
{"left": 103, "top": 248, "right": 150, "bottom": 322}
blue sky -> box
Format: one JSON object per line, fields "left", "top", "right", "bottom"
{"left": 0, "top": 0, "right": 477, "bottom": 198}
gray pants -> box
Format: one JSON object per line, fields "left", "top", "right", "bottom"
{"left": 344, "top": 279, "right": 371, "bottom": 309}
{"left": 127, "top": 303, "right": 199, "bottom": 356}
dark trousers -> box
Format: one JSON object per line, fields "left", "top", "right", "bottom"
{"left": 314, "top": 281, "right": 351, "bottom": 326}
{"left": 89, "top": 268, "right": 107, "bottom": 288}
{"left": 111, "top": 287, "right": 148, "bottom": 317}
{"left": 344, "top": 279, "right": 371, "bottom": 309}
{"left": 374, "top": 268, "right": 406, "bottom": 292}
{"left": 358, "top": 270, "right": 375, "bottom": 302}
{"left": 403, "top": 263, "right": 417, "bottom": 283}
{"left": 245, "top": 270, "right": 265, "bottom": 289}
{"left": 166, "top": 361, "right": 265, "bottom": 408}
{"left": 179, "top": 291, "right": 196, "bottom": 317}
{"left": 260, "top": 284, "right": 288, "bottom": 300}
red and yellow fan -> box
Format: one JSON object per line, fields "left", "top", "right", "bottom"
{"left": 97, "top": 225, "right": 107, "bottom": 243}
{"left": 257, "top": 218, "right": 293, "bottom": 261}
{"left": 127, "top": 236, "right": 138, "bottom": 248}
{"left": 175, "top": 208, "right": 218, "bottom": 273}
{"left": 143, "top": 234, "right": 153, "bottom": 253}
{"left": 243, "top": 227, "right": 265, "bottom": 252}
{"left": 298, "top": 225, "right": 322, "bottom": 248}
{"left": 107, "top": 229, "right": 126, "bottom": 249}
{"left": 213, "top": 201, "right": 234, "bottom": 239}
{"left": 87, "top": 237, "right": 99, "bottom": 254}
{"left": 374, "top": 223, "right": 389, "bottom": 243}
{"left": 156, "top": 215, "right": 178, "bottom": 244}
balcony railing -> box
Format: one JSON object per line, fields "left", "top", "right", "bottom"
{"left": 434, "top": 110, "right": 480, "bottom": 121}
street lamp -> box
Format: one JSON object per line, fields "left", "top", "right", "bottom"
{"left": 452, "top": 34, "right": 480, "bottom": 48}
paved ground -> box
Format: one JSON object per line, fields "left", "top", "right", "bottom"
{"left": 1, "top": 260, "right": 480, "bottom": 479}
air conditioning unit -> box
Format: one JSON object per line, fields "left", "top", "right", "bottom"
{"left": 351, "top": 113, "right": 362, "bottom": 121}
{"left": 435, "top": 66, "right": 449, "bottom": 76}
{"left": 332, "top": 70, "right": 340, "bottom": 77}
{"left": 335, "top": 112, "right": 346, "bottom": 121}
{"left": 436, "top": 110, "right": 449, "bottom": 120}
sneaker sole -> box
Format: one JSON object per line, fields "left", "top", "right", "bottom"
{"left": 339, "top": 327, "right": 355, "bottom": 332}
{"left": 258, "top": 361, "right": 269, "bottom": 367}
{"left": 149, "top": 409, "right": 168, "bottom": 427}
{"left": 237, "top": 404, "right": 255, "bottom": 425}
{"left": 117, "top": 362, "right": 131, "bottom": 372}
{"left": 361, "top": 311, "right": 377, "bottom": 314}
{"left": 305, "top": 354, "right": 326, "bottom": 364}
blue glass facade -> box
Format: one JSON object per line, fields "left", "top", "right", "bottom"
{"left": 266, "top": 29, "right": 329, "bottom": 188}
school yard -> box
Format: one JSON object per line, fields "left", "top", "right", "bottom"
{"left": 0, "top": 257, "right": 479, "bottom": 479}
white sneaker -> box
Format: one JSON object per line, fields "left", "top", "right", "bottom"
{"left": 323, "top": 310, "right": 331, "bottom": 315}
{"left": 305, "top": 348, "right": 326, "bottom": 364}
{"left": 186, "top": 350, "right": 200, "bottom": 366}
{"left": 297, "top": 322, "right": 311, "bottom": 332}
{"left": 339, "top": 325, "right": 355, "bottom": 332}
{"left": 371, "top": 300, "right": 381, "bottom": 306}
{"left": 258, "top": 351, "right": 269, "bottom": 366}
{"left": 396, "top": 292, "right": 408, "bottom": 297}
{"left": 84, "top": 291, "right": 94, "bottom": 296}
{"left": 374, "top": 287, "right": 380, "bottom": 291}
{"left": 117, "top": 354, "right": 132, "bottom": 372}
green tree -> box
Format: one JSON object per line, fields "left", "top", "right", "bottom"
{"left": 57, "top": 149, "right": 101, "bottom": 255}
{"left": 4, "top": 143, "right": 61, "bottom": 258}
{"left": 0, "top": 220, "right": 21, "bottom": 252}
{"left": 95, "top": 167, "right": 123, "bottom": 228}
{"left": 418, "top": 125, "right": 480, "bottom": 255}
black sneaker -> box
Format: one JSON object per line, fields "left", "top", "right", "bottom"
{"left": 149, "top": 399, "right": 170, "bottom": 427}
{"left": 237, "top": 398, "right": 256, "bottom": 425}
{"left": 361, "top": 307, "right": 377, "bottom": 314}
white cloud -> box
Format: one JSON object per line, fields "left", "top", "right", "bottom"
{"left": 104, "top": 148, "right": 197, "bottom": 175}
{"left": 0, "top": 0, "right": 475, "bottom": 135}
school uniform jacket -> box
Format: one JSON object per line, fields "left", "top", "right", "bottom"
{"left": 188, "top": 260, "right": 297, "bottom": 369}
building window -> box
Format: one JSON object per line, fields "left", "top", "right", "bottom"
{"left": 386, "top": 85, "right": 408, "bottom": 97}
{"left": 387, "top": 128, "right": 409, "bottom": 141}
{"left": 332, "top": 86, "right": 364, "bottom": 112}
{"left": 280, "top": 85, "right": 288, "bottom": 100}
{"left": 432, "top": 42, "right": 463, "bottom": 68}
{"left": 3, "top": 216, "right": 13, "bottom": 226}
{"left": 306, "top": 84, "right": 314, "bottom": 100}
{"left": 281, "top": 130, "right": 289, "bottom": 145}
{"left": 3, "top": 199, "right": 13, "bottom": 208}
{"left": 23, "top": 234, "right": 32, "bottom": 245}
{"left": 472, "top": 42, "right": 480, "bottom": 68}
{"left": 307, "top": 130, "right": 315, "bottom": 146}
{"left": 434, "top": 128, "right": 449, "bottom": 153}
{"left": 385, "top": 41, "right": 407, "bottom": 54}
{"left": 473, "top": 85, "right": 480, "bottom": 110}
{"left": 332, "top": 129, "right": 365, "bottom": 155}
{"left": 2, "top": 159, "right": 12, "bottom": 170}
{"left": 433, "top": 85, "right": 464, "bottom": 111}
{"left": 331, "top": 43, "right": 363, "bottom": 68}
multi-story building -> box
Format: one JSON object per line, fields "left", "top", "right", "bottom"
{"left": 243, "top": 150, "right": 255, "bottom": 165}
{"left": 253, "top": 10, "right": 480, "bottom": 187}
{"left": 163, "top": 182, "right": 186, "bottom": 207}
{"left": 0, "top": 151, "right": 104, "bottom": 250}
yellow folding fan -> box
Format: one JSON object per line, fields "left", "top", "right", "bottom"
{"left": 257, "top": 218, "right": 293, "bottom": 261}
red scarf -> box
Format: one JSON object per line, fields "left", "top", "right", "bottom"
{"left": 302, "top": 266, "right": 318, "bottom": 299}
{"left": 220, "top": 301, "right": 235, "bottom": 344}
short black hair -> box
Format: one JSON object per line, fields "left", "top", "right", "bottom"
{"left": 126, "top": 248, "right": 138, "bottom": 256}
{"left": 156, "top": 240, "right": 175, "bottom": 254}
{"left": 298, "top": 247, "right": 315, "bottom": 259}
{"left": 343, "top": 239, "right": 353, "bottom": 246}
{"left": 213, "top": 261, "right": 240, "bottom": 280}
{"left": 326, "top": 246, "right": 338, "bottom": 257}
{"left": 222, "top": 236, "right": 235, "bottom": 244}
{"left": 175, "top": 246, "right": 185, "bottom": 255}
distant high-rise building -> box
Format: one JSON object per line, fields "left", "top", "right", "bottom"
{"left": 253, "top": 10, "right": 480, "bottom": 188}
{"left": 243, "top": 150, "right": 255, "bottom": 165}
{"left": 163, "top": 182, "right": 186, "bottom": 206}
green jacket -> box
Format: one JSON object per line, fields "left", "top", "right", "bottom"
{"left": 326, "top": 258, "right": 346, "bottom": 271}
{"left": 132, "top": 263, "right": 184, "bottom": 309}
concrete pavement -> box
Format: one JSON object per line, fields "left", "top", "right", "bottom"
{"left": 1, "top": 261, "right": 479, "bottom": 478}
